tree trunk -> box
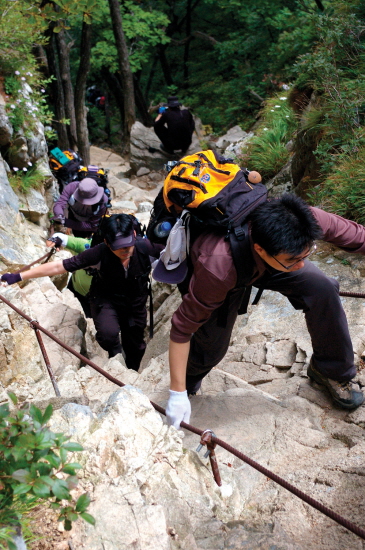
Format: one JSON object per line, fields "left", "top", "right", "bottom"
{"left": 101, "top": 68, "right": 125, "bottom": 133}
{"left": 158, "top": 44, "right": 174, "bottom": 86}
{"left": 104, "top": 91, "right": 111, "bottom": 142}
{"left": 183, "top": 0, "right": 192, "bottom": 81}
{"left": 108, "top": 0, "right": 135, "bottom": 150}
{"left": 145, "top": 52, "right": 159, "bottom": 101}
{"left": 44, "top": 31, "right": 69, "bottom": 150}
{"left": 134, "top": 74, "right": 153, "bottom": 127}
{"left": 74, "top": 20, "right": 92, "bottom": 165}
{"left": 56, "top": 30, "right": 78, "bottom": 150}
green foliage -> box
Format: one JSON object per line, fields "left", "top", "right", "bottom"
{"left": 4, "top": 72, "right": 55, "bottom": 135}
{"left": 308, "top": 146, "right": 365, "bottom": 225}
{"left": 238, "top": 93, "right": 296, "bottom": 178}
{"left": 90, "top": 0, "right": 169, "bottom": 73}
{"left": 0, "top": 393, "right": 94, "bottom": 548}
{"left": 8, "top": 167, "right": 46, "bottom": 195}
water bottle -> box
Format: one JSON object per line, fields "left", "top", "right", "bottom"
{"left": 154, "top": 221, "right": 172, "bottom": 238}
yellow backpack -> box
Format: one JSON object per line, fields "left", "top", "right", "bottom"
{"left": 163, "top": 150, "right": 266, "bottom": 228}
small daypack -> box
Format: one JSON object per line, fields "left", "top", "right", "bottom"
{"left": 163, "top": 149, "right": 268, "bottom": 287}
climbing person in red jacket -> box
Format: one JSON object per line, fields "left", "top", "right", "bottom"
{"left": 1, "top": 214, "right": 163, "bottom": 371}
{"left": 151, "top": 194, "right": 365, "bottom": 428}
{"left": 53, "top": 178, "right": 109, "bottom": 238}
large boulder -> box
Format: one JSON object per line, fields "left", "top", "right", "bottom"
{"left": 130, "top": 119, "right": 201, "bottom": 174}
{"left": 216, "top": 125, "right": 248, "bottom": 151}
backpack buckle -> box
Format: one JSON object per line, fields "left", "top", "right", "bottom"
{"left": 234, "top": 226, "right": 246, "bottom": 241}
{"left": 192, "top": 160, "right": 201, "bottom": 176}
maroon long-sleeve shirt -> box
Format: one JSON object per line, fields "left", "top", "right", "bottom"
{"left": 170, "top": 208, "right": 365, "bottom": 343}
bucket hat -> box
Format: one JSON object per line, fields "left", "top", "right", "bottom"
{"left": 167, "top": 96, "right": 180, "bottom": 108}
{"left": 152, "top": 212, "right": 189, "bottom": 284}
{"left": 74, "top": 178, "right": 104, "bottom": 205}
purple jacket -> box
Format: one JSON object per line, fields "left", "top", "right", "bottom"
{"left": 170, "top": 207, "right": 365, "bottom": 343}
{"left": 53, "top": 181, "right": 108, "bottom": 232}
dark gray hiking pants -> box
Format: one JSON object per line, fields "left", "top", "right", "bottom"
{"left": 186, "top": 260, "right": 355, "bottom": 389}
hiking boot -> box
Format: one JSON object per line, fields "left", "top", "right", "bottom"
{"left": 307, "top": 361, "right": 364, "bottom": 409}
{"left": 187, "top": 380, "right": 202, "bottom": 396}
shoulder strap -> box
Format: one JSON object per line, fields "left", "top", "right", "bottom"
{"left": 229, "top": 223, "right": 255, "bottom": 288}
{"left": 135, "top": 239, "right": 154, "bottom": 338}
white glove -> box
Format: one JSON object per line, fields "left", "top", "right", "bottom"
{"left": 166, "top": 390, "right": 191, "bottom": 429}
{"left": 52, "top": 232, "right": 69, "bottom": 247}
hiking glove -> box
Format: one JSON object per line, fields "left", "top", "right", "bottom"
{"left": 49, "top": 233, "right": 68, "bottom": 248}
{"left": 1, "top": 273, "right": 22, "bottom": 286}
{"left": 166, "top": 390, "right": 191, "bottom": 429}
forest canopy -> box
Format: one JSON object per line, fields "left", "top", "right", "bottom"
{"left": 1, "top": 0, "right": 365, "bottom": 220}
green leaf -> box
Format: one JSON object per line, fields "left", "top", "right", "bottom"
{"left": 42, "top": 404, "right": 53, "bottom": 424}
{"left": 53, "top": 26, "right": 62, "bottom": 33}
{"left": 29, "top": 404, "right": 43, "bottom": 424}
{"left": 60, "top": 447, "right": 67, "bottom": 464}
{"left": 62, "top": 442, "right": 83, "bottom": 452}
{"left": 64, "top": 519, "right": 72, "bottom": 531}
{"left": 66, "top": 510, "right": 78, "bottom": 522}
{"left": 7, "top": 541, "right": 17, "bottom": 550}
{"left": 32, "top": 479, "right": 51, "bottom": 498}
{"left": 45, "top": 453, "right": 61, "bottom": 468}
{"left": 80, "top": 512, "right": 95, "bottom": 526}
{"left": 11, "top": 469, "right": 31, "bottom": 483}
{"left": 61, "top": 465, "right": 76, "bottom": 475}
{"left": 51, "top": 479, "right": 70, "bottom": 500}
{"left": 13, "top": 483, "right": 32, "bottom": 495}
{"left": 0, "top": 404, "right": 10, "bottom": 418}
{"left": 76, "top": 493, "right": 90, "bottom": 513}
{"left": 7, "top": 392, "right": 18, "bottom": 405}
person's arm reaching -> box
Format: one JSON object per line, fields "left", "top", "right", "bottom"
{"left": 166, "top": 339, "right": 191, "bottom": 429}
{"left": 1, "top": 260, "right": 66, "bottom": 286}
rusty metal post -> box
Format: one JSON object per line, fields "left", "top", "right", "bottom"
{"left": 30, "top": 321, "right": 61, "bottom": 397}
{"left": 197, "top": 429, "right": 222, "bottom": 486}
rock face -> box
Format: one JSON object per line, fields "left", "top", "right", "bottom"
{"left": 216, "top": 125, "right": 249, "bottom": 151}
{"left": 1, "top": 240, "right": 365, "bottom": 549}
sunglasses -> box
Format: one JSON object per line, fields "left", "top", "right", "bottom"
{"left": 269, "top": 244, "right": 317, "bottom": 270}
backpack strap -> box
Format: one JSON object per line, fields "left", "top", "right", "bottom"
{"left": 135, "top": 239, "right": 154, "bottom": 338}
{"left": 229, "top": 223, "right": 255, "bottom": 288}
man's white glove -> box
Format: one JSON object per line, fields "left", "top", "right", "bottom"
{"left": 166, "top": 390, "right": 191, "bottom": 429}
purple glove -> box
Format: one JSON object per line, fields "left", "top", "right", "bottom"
{"left": 1, "top": 273, "right": 22, "bottom": 285}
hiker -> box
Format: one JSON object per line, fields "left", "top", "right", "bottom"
{"left": 46, "top": 233, "right": 92, "bottom": 318}
{"left": 153, "top": 194, "right": 365, "bottom": 428}
{"left": 2, "top": 214, "right": 164, "bottom": 371}
{"left": 53, "top": 178, "right": 109, "bottom": 238}
{"left": 154, "top": 96, "right": 195, "bottom": 155}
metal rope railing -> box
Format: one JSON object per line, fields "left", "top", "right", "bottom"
{"left": 0, "top": 291, "right": 364, "bottom": 540}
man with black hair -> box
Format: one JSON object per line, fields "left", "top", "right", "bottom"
{"left": 162, "top": 194, "right": 365, "bottom": 428}
{"left": 154, "top": 96, "right": 195, "bottom": 155}
{"left": 1, "top": 214, "right": 163, "bottom": 371}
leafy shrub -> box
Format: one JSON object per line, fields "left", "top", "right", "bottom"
{"left": 0, "top": 393, "right": 94, "bottom": 550}
{"left": 308, "top": 146, "right": 365, "bottom": 225}
{"left": 8, "top": 168, "right": 45, "bottom": 195}
{"left": 238, "top": 93, "right": 296, "bottom": 179}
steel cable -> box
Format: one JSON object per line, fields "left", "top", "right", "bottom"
{"left": 0, "top": 291, "right": 365, "bottom": 540}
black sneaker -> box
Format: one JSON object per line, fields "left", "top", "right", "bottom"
{"left": 187, "top": 380, "right": 202, "bottom": 396}
{"left": 307, "top": 361, "right": 364, "bottom": 409}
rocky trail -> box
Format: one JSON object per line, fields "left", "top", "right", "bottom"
{"left": 1, "top": 135, "right": 365, "bottom": 549}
